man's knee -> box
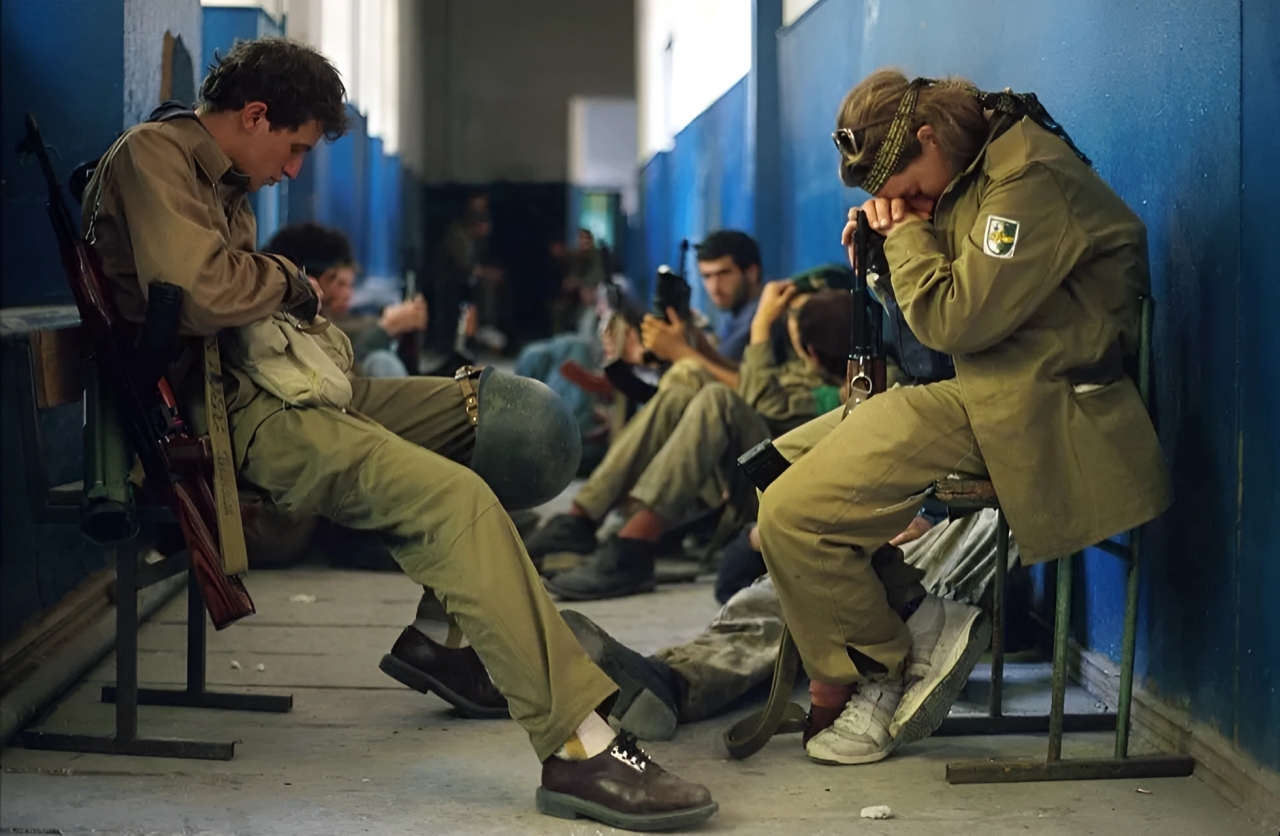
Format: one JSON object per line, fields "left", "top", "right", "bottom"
{"left": 757, "top": 455, "right": 827, "bottom": 546}
{"left": 687, "top": 382, "right": 741, "bottom": 418}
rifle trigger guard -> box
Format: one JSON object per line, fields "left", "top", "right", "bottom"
{"left": 844, "top": 372, "right": 874, "bottom": 416}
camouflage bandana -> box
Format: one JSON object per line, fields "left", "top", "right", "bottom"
{"left": 859, "top": 78, "right": 936, "bottom": 195}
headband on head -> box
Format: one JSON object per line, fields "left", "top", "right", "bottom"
{"left": 839, "top": 78, "right": 1090, "bottom": 194}
{"left": 858, "top": 77, "right": 935, "bottom": 194}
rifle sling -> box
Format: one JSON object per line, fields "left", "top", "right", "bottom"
{"left": 203, "top": 336, "right": 248, "bottom": 575}
{"left": 722, "top": 625, "right": 808, "bottom": 759}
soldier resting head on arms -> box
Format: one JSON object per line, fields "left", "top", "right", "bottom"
{"left": 750, "top": 68, "right": 1172, "bottom": 765}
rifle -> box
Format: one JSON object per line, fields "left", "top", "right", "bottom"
{"left": 600, "top": 238, "right": 696, "bottom": 404}
{"left": 421, "top": 295, "right": 477, "bottom": 378}
{"left": 395, "top": 269, "right": 425, "bottom": 375}
{"left": 18, "top": 113, "right": 255, "bottom": 629}
{"left": 845, "top": 210, "right": 887, "bottom": 412}
{"left": 651, "top": 245, "right": 692, "bottom": 324}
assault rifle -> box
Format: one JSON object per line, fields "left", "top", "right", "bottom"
{"left": 845, "top": 210, "right": 888, "bottom": 410}
{"left": 18, "top": 113, "right": 255, "bottom": 630}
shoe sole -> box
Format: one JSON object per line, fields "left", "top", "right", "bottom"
{"left": 545, "top": 577, "right": 658, "bottom": 601}
{"left": 378, "top": 654, "right": 511, "bottom": 719}
{"left": 894, "top": 609, "right": 991, "bottom": 746}
{"left": 536, "top": 788, "right": 718, "bottom": 832}
{"left": 560, "top": 610, "right": 678, "bottom": 741}
{"left": 805, "top": 738, "right": 897, "bottom": 766}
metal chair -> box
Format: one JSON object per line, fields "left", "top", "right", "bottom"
{"left": 932, "top": 297, "right": 1195, "bottom": 783}
{"left": 11, "top": 317, "right": 291, "bottom": 761}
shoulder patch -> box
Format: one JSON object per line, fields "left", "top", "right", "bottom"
{"left": 983, "top": 215, "right": 1020, "bottom": 258}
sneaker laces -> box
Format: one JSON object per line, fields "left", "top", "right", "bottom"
{"left": 830, "top": 681, "right": 901, "bottom": 736}
{"left": 608, "top": 732, "right": 652, "bottom": 773}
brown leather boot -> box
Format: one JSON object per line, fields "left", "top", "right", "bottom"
{"left": 538, "top": 733, "right": 717, "bottom": 831}
{"left": 378, "top": 627, "right": 509, "bottom": 718}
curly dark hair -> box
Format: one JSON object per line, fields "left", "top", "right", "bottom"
{"left": 262, "top": 222, "right": 355, "bottom": 278}
{"left": 199, "top": 37, "right": 347, "bottom": 140}
{"left": 695, "top": 230, "right": 761, "bottom": 273}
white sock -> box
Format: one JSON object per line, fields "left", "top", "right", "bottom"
{"left": 412, "top": 618, "right": 467, "bottom": 648}
{"left": 553, "top": 711, "right": 616, "bottom": 761}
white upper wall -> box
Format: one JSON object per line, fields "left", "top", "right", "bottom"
{"left": 569, "top": 97, "right": 639, "bottom": 212}
{"left": 202, "top": 0, "right": 285, "bottom": 15}
{"left": 637, "top": 0, "right": 752, "bottom": 161}
{"left": 783, "top": 0, "right": 823, "bottom": 26}
{"left": 204, "top": 0, "right": 401, "bottom": 153}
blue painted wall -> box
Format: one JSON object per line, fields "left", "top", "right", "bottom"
{"left": 644, "top": 0, "right": 1279, "bottom": 771}
{"left": 1, "top": 0, "right": 125, "bottom": 308}
{"left": 365, "top": 139, "right": 402, "bottom": 280}
{"left": 312, "top": 106, "right": 369, "bottom": 264}
{"left": 639, "top": 77, "right": 753, "bottom": 318}
{"left": 1235, "top": 0, "right": 1280, "bottom": 770}
{"left": 762, "top": 0, "right": 1274, "bottom": 768}
{"left": 1, "top": 0, "right": 202, "bottom": 640}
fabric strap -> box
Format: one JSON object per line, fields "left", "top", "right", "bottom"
{"left": 203, "top": 335, "right": 249, "bottom": 575}
{"left": 861, "top": 78, "right": 932, "bottom": 194}
{"left": 723, "top": 625, "right": 809, "bottom": 759}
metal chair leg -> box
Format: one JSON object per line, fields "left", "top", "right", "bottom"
{"left": 946, "top": 544, "right": 1195, "bottom": 784}
{"left": 1047, "top": 552, "right": 1075, "bottom": 762}
{"left": 935, "top": 514, "right": 1115, "bottom": 738}
{"left": 20, "top": 546, "right": 237, "bottom": 760}
{"left": 1116, "top": 529, "right": 1142, "bottom": 758}
{"left": 103, "top": 569, "right": 292, "bottom": 714}
{"left": 990, "top": 510, "right": 1008, "bottom": 718}
{"left": 115, "top": 544, "right": 139, "bottom": 742}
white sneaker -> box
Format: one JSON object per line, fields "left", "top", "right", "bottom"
{"left": 804, "top": 678, "right": 903, "bottom": 765}
{"left": 890, "top": 595, "right": 991, "bottom": 745}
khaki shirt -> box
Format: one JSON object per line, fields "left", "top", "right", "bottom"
{"left": 884, "top": 117, "right": 1172, "bottom": 562}
{"left": 737, "top": 342, "right": 833, "bottom": 436}
{"left": 82, "top": 114, "right": 308, "bottom": 415}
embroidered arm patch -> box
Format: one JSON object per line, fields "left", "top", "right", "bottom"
{"left": 983, "top": 215, "right": 1020, "bottom": 258}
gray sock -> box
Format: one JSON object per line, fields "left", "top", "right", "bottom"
{"left": 412, "top": 618, "right": 466, "bottom": 647}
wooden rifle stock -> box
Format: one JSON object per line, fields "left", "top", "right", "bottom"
{"left": 19, "top": 112, "right": 254, "bottom": 629}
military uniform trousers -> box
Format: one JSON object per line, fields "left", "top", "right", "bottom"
{"left": 758, "top": 379, "right": 992, "bottom": 686}
{"left": 574, "top": 363, "right": 771, "bottom": 526}
{"left": 655, "top": 507, "right": 1013, "bottom": 722}
{"left": 230, "top": 375, "right": 617, "bottom": 760}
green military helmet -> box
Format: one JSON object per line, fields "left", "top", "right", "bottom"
{"left": 790, "top": 263, "right": 854, "bottom": 293}
{"left": 470, "top": 366, "right": 582, "bottom": 511}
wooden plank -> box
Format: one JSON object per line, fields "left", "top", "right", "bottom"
{"left": 30, "top": 328, "right": 84, "bottom": 408}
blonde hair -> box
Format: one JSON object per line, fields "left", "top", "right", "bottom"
{"left": 836, "top": 69, "right": 988, "bottom": 188}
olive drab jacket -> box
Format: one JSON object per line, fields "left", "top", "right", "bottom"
{"left": 737, "top": 342, "right": 838, "bottom": 436}
{"left": 883, "top": 116, "right": 1172, "bottom": 562}
{"left": 83, "top": 107, "right": 350, "bottom": 460}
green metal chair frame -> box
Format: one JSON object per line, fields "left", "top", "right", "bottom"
{"left": 934, "top": 297, "right": 1196, "bottom": 783}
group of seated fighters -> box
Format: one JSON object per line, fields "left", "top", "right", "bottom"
{"left": 85, "top": 35, "right": 1170, "bottom": 831}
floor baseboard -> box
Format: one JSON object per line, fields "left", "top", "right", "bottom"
{"left": 1069, "top": 639, "right": 1280, "bottom": 828}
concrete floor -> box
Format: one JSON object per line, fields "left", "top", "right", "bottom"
{"left": 0, "top": 567, "right": 1266, "bottom": 836}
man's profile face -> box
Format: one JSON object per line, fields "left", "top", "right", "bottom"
{"left": 698, "top": 256, "right": 753, "bottom": 311}
{"left": 236, "top": 107, "right": 323, "bottom": 192}
{"left": 317, "top": 264, "right": 356, "bottom": 317}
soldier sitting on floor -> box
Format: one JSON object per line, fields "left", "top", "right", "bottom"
{"left": 525, "top": 279, "right": 855, "bottom": 602}
{"left": 263, "top": 222, "right": 426, "bottom": 378}
{"left": 557, "top": 500, "right": 1012, "bottom": 746}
